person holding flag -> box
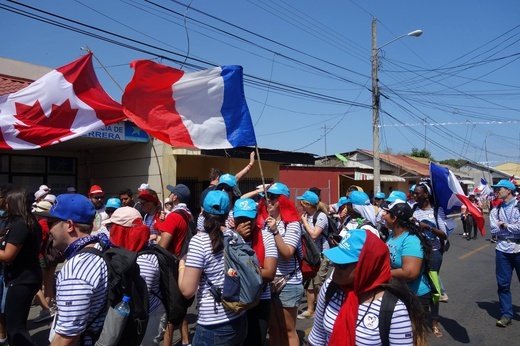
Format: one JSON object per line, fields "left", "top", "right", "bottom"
{"left": 489, "top": 179, "right": 520, "bottom": 328}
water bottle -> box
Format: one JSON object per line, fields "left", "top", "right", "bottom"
{"left": 95, "top": 295, "right": 130, "bottom": 346}
{"left": 114, "top": 295, "right": 131, "bottom": 316}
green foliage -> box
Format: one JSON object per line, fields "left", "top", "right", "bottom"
{"left": 410, "top": 148, "right": 432, "bottom": 159}
{"left": 439, "top": 159, "right": 466, "bottom": 169}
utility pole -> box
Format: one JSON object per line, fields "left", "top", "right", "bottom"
{"left": 372, "top": 18, "right": 381, "bottom": 194}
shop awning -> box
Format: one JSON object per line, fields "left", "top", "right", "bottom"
{"left": 459, "top": 179, "right": 475, "bottom": 185}
{"left": 342, "top": 172, "right": 406, "bottom": 182}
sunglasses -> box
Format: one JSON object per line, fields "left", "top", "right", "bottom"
{"left": 92, "top": 195, "right": 105, "bottom": 200}
{"left": 47, "top": 218, "right": 65, "bottom": 229}
{"left": 267, "top": 193, "right": 279, "bottom": 200}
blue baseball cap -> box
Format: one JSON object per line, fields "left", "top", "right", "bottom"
{"left": 106, "top": 197, "right": 121, "bottom": 209}
{"left": 323, "top": 229, "right": 367, "bottom": 264}
{"left": 217, "top": 174, "right": 237, "bottom": 188}
{"left": 375, "top": 192, "right": 385, "bottom": 199}
{"left": 166, "top": 183, "right": 191, "bottom": 204}
{"left": 49, "top": 194, "right": 96, "bottom": 224}
{"left": 203, "top": 190, "right": 230, "bottom": 215}
{"left": 492, "top": 179, "right": 516, "bottom": 191}
{"left": 233, "top": 198, "right": 257, "bottom": 219}
{"left": 265, "top": 182, "right": 290, "bottom": 198}
{"left": 386, "top": 190, "right": 407, "bottom": 203}
{"left": 409, "top": 184, "right": 417, "bottom": 192}
{"left": 296, "top": 190, "right": 319, "bottom": 205}
{"left": 347, "top": 191, "right": 371, "bottom": 206}
{"left": 337, "top": 197, "right": 348, "bottom": 208}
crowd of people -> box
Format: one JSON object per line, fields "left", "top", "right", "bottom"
{"left": 0, "top": 169, "right": 518, "bottom": 345}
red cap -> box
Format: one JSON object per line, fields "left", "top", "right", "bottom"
{"left": 89, "top": 185, "right": 104, "bottom": 196}
{"left": 138, "top": 190, "right": 159, "bottom": 204}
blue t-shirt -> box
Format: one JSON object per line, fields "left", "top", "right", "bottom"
{"left": 386, "top": 231, "right": 430, "bottom": 296}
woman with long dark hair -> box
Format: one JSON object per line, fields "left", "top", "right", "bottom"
{"left": 412, "top": 182, "right": 447, "bottom": 337}
{"left": 382, "top": 198, "right": 434, "bottom": 340}
{"left": 178, "top": 190, "right": 247, "bottom": 345}
{"left": 0, "top": 187, "right": 42, "bottom": 345}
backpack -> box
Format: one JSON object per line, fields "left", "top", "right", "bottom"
{"left": 172, "top": 209, "right": 196, "bottom": 258}
{"left": 207, "top": 233, "right": 263, "bottom": 313}
{"left": 139, "top": 244, "right": 195, "bottom": 326}
{"left": 299, "top": 228, "right": 322, "bottom": 281}
{"left": 324, "top": 281, "right": 398, "bottom": 346}
{"left": 313, "top": 210, "right": 340, "bottom": 247}
{"left": 79, "top": 246, "right": 149, "bottom": 346}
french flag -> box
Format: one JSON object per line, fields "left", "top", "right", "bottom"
{"left": 122, "top": 60, "right": 256, "bottom": 149}
{"left": 430, "top": 162, "right": 485, "bottom": 235}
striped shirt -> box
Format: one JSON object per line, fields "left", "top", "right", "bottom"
{"left": 412, "top": 207, "right": 447, "bottom": 251}
{"left": 185, "top": 229, "right": 245, "bottom": 326}
{"left": 308, "top": 277, "right": 413, "bottom": 346}
{"left": 197, "top": 211, "right": 235, "bottom": 231}
{"left": 305, "top": 212, "right": 330, "bottom": 252}
{"left": 266, "top": 220, "right": 303, "bottom": 285}
{"left": 136, "top": 253, "right": 162, "bottom": 313}
{"left": 52, "top": 243, "right": 108, "bottom": 346}
{"left": 244, "top": 229, "right": 278, "bottom": 300}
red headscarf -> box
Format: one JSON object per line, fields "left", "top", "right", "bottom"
{"left": 328, "top": 230, "right": 392, "bottom": 345}
{"left": 110, "top": 224, "right": 150, "bottom": 252}
{"left": 257, "top": 195, "right": 299, "bottom": 225}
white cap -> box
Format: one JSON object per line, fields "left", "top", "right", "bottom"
{"left": 34, "top": 189, "right": 48, "bottom": 200}
{"left": 39, "top": 185, "right": 51, "bottom": 192}
{"left": 43, "top": 194, "right": 56, "bottom": 204}
{"left": 138, "top": 183, "right": 150, "bottom": 191}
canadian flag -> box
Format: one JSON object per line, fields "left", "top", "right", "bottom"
{"left": 0, "top": 53, "right": 126, "bottom": 149}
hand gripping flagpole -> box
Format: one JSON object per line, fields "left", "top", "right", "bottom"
{"left": 84, "top": 47, "right": 166, "bottom": 205}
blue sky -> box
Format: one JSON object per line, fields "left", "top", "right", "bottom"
{"left": 1, "top": 0, "right": 519, "bottom": 165}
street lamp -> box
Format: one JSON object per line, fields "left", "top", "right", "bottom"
{"left": 372, "top": 18, "right": 422, "bottom": 193}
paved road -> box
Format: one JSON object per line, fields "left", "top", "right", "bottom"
{"left": 28, "top": 216, "right": 520, "bottom": 345}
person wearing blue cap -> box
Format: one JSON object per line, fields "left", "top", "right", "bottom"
{"left": 341, "top": 191, "right": 379, "bottom": 239}
{"left": 411, "top": 181, "right": 448, "bottom": 337}
{"left": 178, "top": 191, "right": 248, "bottom": 345}
{"left": 44, "top": 193, "right": 111, "bottom": 346}
{"left": 308, "top": 229, "right": 427, "bottom": 346}
{"left": 296, "top": 190, "right": 329, "bottom": 320}
{"left": 233, "top": 198, "right": 277, "bottom": 346}
{"left": 258, "top": 182, "right": 303, "bottom": 346}
{"left": 407, "top": 185, "right": 417, "bottom": 208}
{"left": 489, "top": 179, "right": 520, "bottom": 327}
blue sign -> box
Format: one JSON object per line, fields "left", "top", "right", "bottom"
{"left": 83, "top": 121, "right": 149, "bottom": 143}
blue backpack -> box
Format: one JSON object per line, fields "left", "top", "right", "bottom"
{"left": 207, "top": 233, "right": 263, "bottom": 313}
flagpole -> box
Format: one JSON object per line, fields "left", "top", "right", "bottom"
{"left": 86, "top": 48, "right": 166, "bottom": 205}
{"left": 255, "top": 146, "right": 269, "bottom": 205}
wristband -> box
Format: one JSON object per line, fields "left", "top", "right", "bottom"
{"left": 178, "top": 266, "right": 186, "bottom": 270}
{"left": 247, "top": 163, "right": 253, "bottom": 170}
{"left": 272, "top": 231, "right": 279, "bottom": 236}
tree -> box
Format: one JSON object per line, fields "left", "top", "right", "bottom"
{"left": 410, "top": 148, "right": 433, "bottom": 159}
{"left": 439, "top": 159, "right": 467, "bottom": 169}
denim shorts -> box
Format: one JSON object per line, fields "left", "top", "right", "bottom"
{"left": 276, "top": 283, "right": 304, "bottom": 308}
{"left": 193, "top": 313, "right": 247, "bottom": 346}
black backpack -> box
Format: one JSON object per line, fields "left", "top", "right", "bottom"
{"left": 139, "top": 244, "right": 195, "bottom": 326}
{"left": 324, "top": 281, "right": 398, "bottom": 346}
{"left": 299, "top": 229, "right": 322, "bottom": 281}
{"left": 313, "top": 210, "right": 340, "bottom": 247}
{"left": 80, "top": 246, "right": 149, "bottom": 346}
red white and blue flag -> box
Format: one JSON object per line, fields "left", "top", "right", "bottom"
{"left": 122, "top": 60, "right": 256, "bottom": 149}
{"left": 430, "top": 162, "right": 485, "bottom": 235}
{"left": 0, "top": 53, "right": 125, "bottom": 149}
{"left": 474, "top": 177, "right": 492, "bottom": 196}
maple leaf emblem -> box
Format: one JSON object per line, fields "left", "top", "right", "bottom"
{"left": 13, "top": 99, "right": 78, "bottom": 147}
